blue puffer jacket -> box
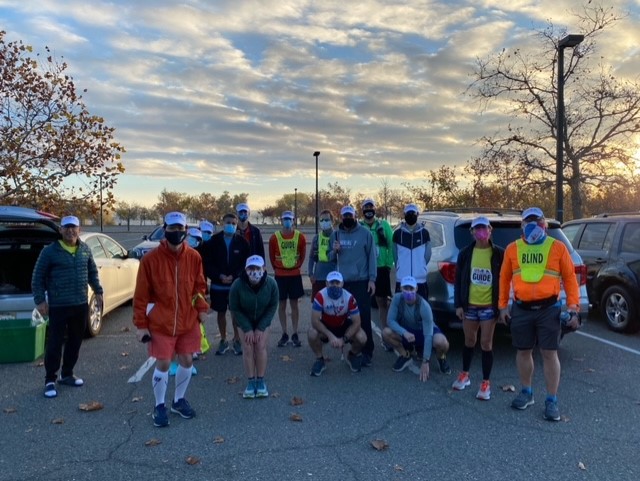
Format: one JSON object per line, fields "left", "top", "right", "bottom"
{"left": 32, "top": 240, "right": 103, "bottom": 307}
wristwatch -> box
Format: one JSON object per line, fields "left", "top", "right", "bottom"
{"left": 422, "top": 358, "right": 430, "bottom": 364}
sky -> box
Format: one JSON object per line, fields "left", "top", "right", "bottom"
{"left": 2, "top": 0, "right": 639, "bottom": 211}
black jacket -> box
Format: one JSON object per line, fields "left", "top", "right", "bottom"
{"left": 237, "top": 222, "right": 265, "bottom": 258}
{"left": 454, "top": 241, "right": 504, "bottom": 311}
{"left": 201, "top": 232, "right": 250, "bottom": 287}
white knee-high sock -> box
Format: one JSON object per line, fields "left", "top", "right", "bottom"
{"left": 152, "top": 368, "right": 168, "bottom": 407}
{"left": 174, "top": 365, "right": 192, "bottom": 402}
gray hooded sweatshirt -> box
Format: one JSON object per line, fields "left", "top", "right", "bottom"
{"left": 329, "top": 223, "right": 377, "bottom": 283}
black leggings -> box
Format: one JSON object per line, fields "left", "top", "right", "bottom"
{"left": 44, "top": 304, "right": 88, "bottom": 383}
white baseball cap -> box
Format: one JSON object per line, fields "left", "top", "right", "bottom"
{"left": 340, "top": 205, "right": 356, "bottom": 216}
{"left": 165, "top": 212, "right": 187, "bottom": 226}
{"left": 361, "top": 198, "right": 376, "bottom": 208}
{"left": 187, "top": 227, "right": 202, "bottom": 239}
{"left": 403, "top": 203, "right": 419, "bottom": 214}
{"left": 245, "top": 255, "right": 265, "bottom": 268}
{"left": 281, "top": 210, "right": 294, "bottom": 220}
{"left": 199, "top": 220, "right": 214, "bottom": 233}
{"left": 60, "top": 216, "right": 80, "bottom": 227}
{"left": 236, "top": 203, "right": 250, "bottom": 212}
{"left": 326, "top": 271, "right": 344, "bottom": 283}
{"left": 471, "top": 216, "right": 490, "bottom": 228}
{"left": 400, "top": 276, "right": 418, "bottom": 289}
{"left": 522, "top": 207, "right": 544, "bottom": 220}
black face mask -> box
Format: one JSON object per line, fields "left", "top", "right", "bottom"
{"left": 342, "top": 218, "right": 356, "bottom": 229}
{"left": 363, "top": 209, "right": 375, "bottom": 220}
{"left": 165, "top": 230, "right": 187, "bottom": 246}
{"left": 404, "top": 213, "right": 418, "bottom": 225}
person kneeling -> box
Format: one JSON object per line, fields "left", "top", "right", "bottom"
{"left": 382, "top": 276, "right": 451, "bottom": 382}
{"left": 308, "top": 271, "right": 367, "bottom": 376}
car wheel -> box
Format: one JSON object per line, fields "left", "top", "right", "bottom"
{"left": 601, "top": 285, "right": 640, "bottom": 333}
{"left": 86, "top": 294, "right": 103, "bottom": 337}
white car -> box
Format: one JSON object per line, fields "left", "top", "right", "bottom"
{"left": 0, "top": 206, "right": 140, "bottom": 337}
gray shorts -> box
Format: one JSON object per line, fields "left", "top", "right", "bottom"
{"left": 510, "top": 304, "right": 561, "bottom": 350}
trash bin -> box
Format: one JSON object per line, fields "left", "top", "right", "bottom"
{"left": 0, "top": 319, "right": 47, "bottom": 363}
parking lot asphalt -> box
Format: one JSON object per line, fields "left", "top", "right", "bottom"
{"left": 1, "top": 228, "right": 639, "bottom": 481}
{"left": 1, "top": 296, "right": 639, "bottom": 481}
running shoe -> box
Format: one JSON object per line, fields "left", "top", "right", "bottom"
{"left": 153, "top": 404, "right": 169, "bottom": 427}
{"left": 58, "top": 375, "right": 84, "bottom": 386}
{"left": 511, "top": 390, "right": 535, "bottom": 410}
{"left": 346, "top": 352, "right": 362, "bottom": 372}
{"left": 291, "top": 333, "right": 302, "bottom": 347}
{"left": 452, "top": 372, "right": 471, "bottom": 390}
{"left": 310, "top": 358, "right": 326, "bottom": 377}
{"left": 44, "top": 382, "right": 57, "bottom": 398}
{"left": 171, "top": 398, "right": 196, "bottom": 419}
{"left": 392, "top": 354, "right": 412, "bottom": 372}
{"left": 437, "top": 356, "right": 452, "bottom": 374}
{"left": 277, "top": 333, "right": 289, "bottom": 347}
{"left": 215, "top": 339, "right": 229, "bottom": 355}
{"left": 232, "top": 339, "right": 243, "bottom": 355}
{"left": 243, "top": 379, "right": 256, "bottom": 399}
{"left": 255, "top": 378, "right": 269, "bottom": 397}
{"left": 544, "top": 399, "right": 561, "bottom": 421}
{"left": 476, "top": 380, "right": 491, "bottom": 400}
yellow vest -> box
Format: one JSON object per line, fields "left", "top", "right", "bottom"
{"left": 515, "top": 237, "right": 558, "bottom": 283}
{"left": 275, "top": 230, "right": 300, "bottom": 269}
{"left": 318, "top": 232, "right": 331, "bottom": 262}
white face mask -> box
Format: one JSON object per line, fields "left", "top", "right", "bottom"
{"left": 246, "top": 269, "right": 263, "bottom": 284}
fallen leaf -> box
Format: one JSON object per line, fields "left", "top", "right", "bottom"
{"left": 280, "top": 355, "right": 293, "bottom": 362}
{"left": 145, "top": 438, "right": 162, "bottom": 446}
{"left": 203, "top": 376, "right": 213, "bottom": 380}
{"left": 572, "top": 357, "right": 585, "bottom": 362}
{"left": 290, "top": 396, "right": 304, "bottom": 406}
{"left": 213, "top": 436, "right": 225, "bottom": 444}
{"left": 290, "top": 413, "right": 303, "bottom": 422}
{"left": 371, "top": 439, "right": 389, "bottom": 451}
{"left": 588, "top": 389, "right": 596, "bottom": 393}
{"left": 560, "top": 415, "right": 570, "bottom": 423}
{"left": 185, "top": 456, "right": 200, "bottom": 465}
{"left": 51, "top": 418, "right": 64, "bottom": 424}
{"left": 394, "top": 465, "right": 404, "bottom": 472}
{"left": 126, "top": 409, "right": 137, "bottom": 414}
{"left": 226, "top": 376, "right": 239, "bottom": 384}
{"left": 270, "top": 392, "right": 280, "bottom": 398}
{"left": 584, "top": 368, "right": 596, "bottom": 373}
{"left": 3, "top": 407, "right": 17, "bottom": 414}
{"left": 79, "top": 401, "right": 104, "bottom": 412}
{"left": 119, "top": 365, "right": 129, "bottom": 371}
{"left": 132, "top": 396, "right": 143, "bottom": 403}
{"left": 120, "top": 326, "right": 130, "bottom": 332}
{"left": 578, "top": 461, "right": 587, "bottom": 471}
{"left": 121, "top": 352, "right": 129, "bottom": 357}
{"left": 501, "top": 384, "right": 516, "bottom": 392}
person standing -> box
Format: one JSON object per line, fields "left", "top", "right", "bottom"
{"left": 383, "top": 276, "right": 451, "bottom": 381}
{"left": 308, "top": 209, "right": 337, "bottom": 299}
{"left": 330, "top": 205, "right": 377, "bottom": 366}
{"left": 452, "top": 216, "right": 504, "bottom": 400}
{"left": 308, "top": 271, "right": 366, "bottom": 376}
{"left": 392, "top": 203, "right": 431, "bottom": 299}
{"left": 236, "top": 203, "right": 265, "bottom": 258}
{"left": 199, "top": 220, "right": 215, "bottom": 243}
{"left": 32, "top": 215, "right": 103, "bottom": 399}
{"left": 359, "top": 199, "right": 394, "bottom": 339}
{"left": 269, "top": 210, "right": 307, "bottom": 348}
{"left": 498, "top": 207, "right": 581, "bottom": 421}
{"left": 202, "top": 213, "right": 250, "bottom": 356}
{"left": 133, "top": 212, "right": 209, "bottom": 427}
{"left": 229, "top": 255, "right": 279, "bottom": 399}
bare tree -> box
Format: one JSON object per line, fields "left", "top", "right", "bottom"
{"left": 468, "top": 4, "right": 640, "bottom": 219}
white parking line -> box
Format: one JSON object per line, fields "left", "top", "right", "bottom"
{"left": 576, "top": 331, "right": 640, "bottom": 356}
{"left": 127, "top": 356, "right": 156, "bottom": 383}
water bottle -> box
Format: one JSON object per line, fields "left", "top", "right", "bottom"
{"left": 31, "top": 308, "right": 48, "bottom": 326}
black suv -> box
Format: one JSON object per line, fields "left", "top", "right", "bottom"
{"left": 562, "top": 213, "right": 640, "bottom": 333}
{"left": 416, "top": 209, "right": 589, "bottom": 329}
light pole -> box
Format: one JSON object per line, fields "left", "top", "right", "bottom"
{"left": 294, "top": 187, "right": 298, "bottom": 227}
{"left": 313, "top": 151, "right": 320, "bottom": 234}
{"left": 556, "top": 34, "right": 584, "bottom": 223}
{"left": 99, "top": 174, "right": 103, "bottom": 233}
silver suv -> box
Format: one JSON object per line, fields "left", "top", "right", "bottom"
{"left": 418, "top": 209, "right": 589, "bottom": 329}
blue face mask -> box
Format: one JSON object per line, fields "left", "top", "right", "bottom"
{"left": 187, "top": 237, "right": 200, "bottom": 248}
{"left": 238, "top": 213, "right": 249, "bottom": 222}
{"left": 223, "top": 224, "right": 236, "bottom": 235}
{"left": 523, "top": 222, "right": 546, "bottom": 245}
{"left": 283, "top": 219, "right": 293, "bottom": 229}
{"left": 402, "top": 291, "right": 417, "bottom": 303}
{"left": 320, "top": 220, "right": 332, "bottom": 231}
{"left": 327, "top": 286, "right": 343, "bottom": 300}
{"left": 202, "top": 233, "right": 212, "bottom": 242}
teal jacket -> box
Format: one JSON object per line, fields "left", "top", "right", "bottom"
{"left": 229, "top": 273, "right": 279, "bottom": 332}
{"left": 32, "top": 240, "right": 103, "bottom": 307}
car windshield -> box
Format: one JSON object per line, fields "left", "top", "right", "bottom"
{"left": 454, "top": 221, "right": 574, "bottom": 252}
{"left": 149, "top": 226, "right": 165, "bottom": 241}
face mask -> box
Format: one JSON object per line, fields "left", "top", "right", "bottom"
{"left": 404, "top": 213, "right": 418, "bottom": 225}
{"left": 320, "top": 220, "right": 332, "bottom": 230}
{"left": 283, "top": 219, "right": 293, "bottom": 229}
{"left": 223, "top": 224, "right": 236, "bottom": 235}
{"left": 246, "top": 269, "right": 263, "bottom": 285}
{"left": 523, "top": 222, "right": 546, "bottom": 245}
{"left": 202, "top": 233, "right": 212, "bottom": 242}
{"left": 238, "top": 213, "right": 248, "bottom": 222}
{"left": 187, "top": 237, "right": 200, "bottom": 248}
{"left": 402, "top": 291, "right": 417, "bottom": 303}
{"left": 363, "top": 209, "right": 375, "bottom": 220}
{"left": 474, "top": 229, "right": 490, "bottom": 242}
{"left": 342, "top": 218, "right": 356, "bottom": 229}
{"left": 327, "top": 285, "right": 343, "bottom": 300}
{"left": 165, "top": 230, "right": 187, "bottom": 246}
